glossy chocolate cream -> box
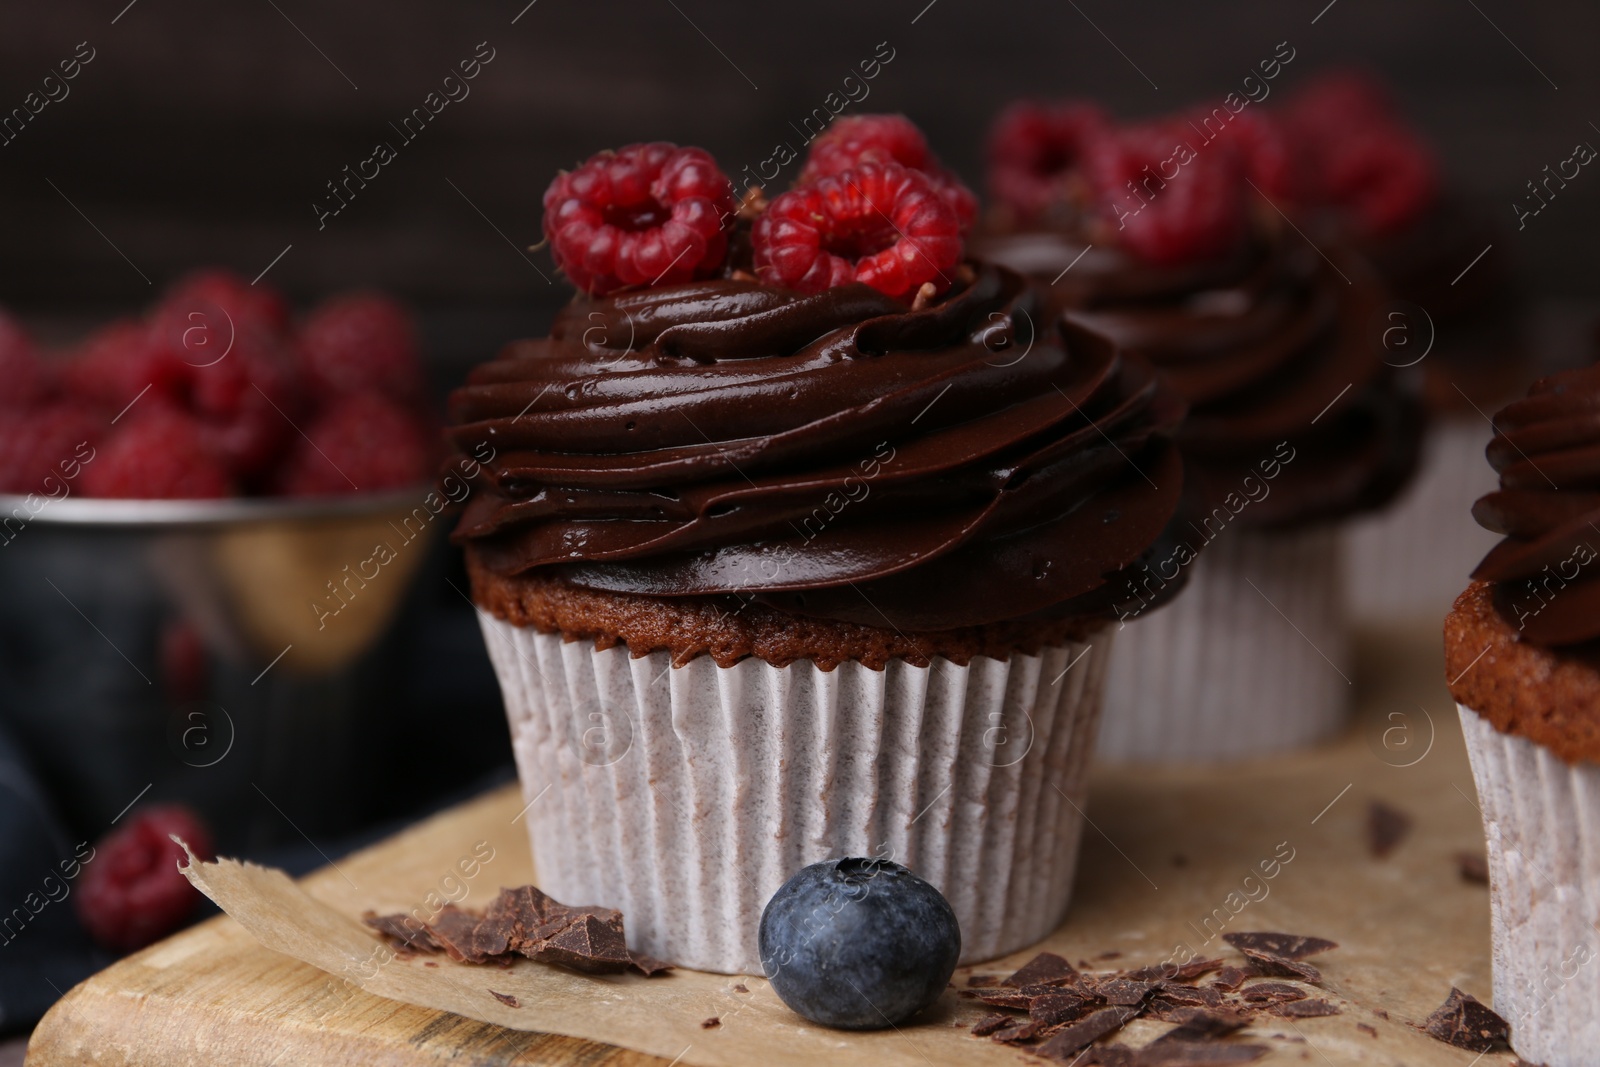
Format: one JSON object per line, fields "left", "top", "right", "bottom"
{"left": 449, "top": 261, "right": 1196, "bottom": 631}
{"left": 973, "top": 225, "right": 1422, "bottom": 529}
{"left": 1471, "top": 363, "right": 1600, "bottom": 647}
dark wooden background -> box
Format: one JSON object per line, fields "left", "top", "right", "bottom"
{"left": 0, "top": 0, "right": 1595, "bottom": 373}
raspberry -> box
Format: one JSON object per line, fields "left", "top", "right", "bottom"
{"left": 0, "top": 311, "right": 49, "bottom": 411}
{"left": 274, "top": 392, "right": 433, "bottom": 497}
{"left": 80, "top": 405, "right": 234, "bottom": 499}
{"left": 63, "top": 319, "right": 190, "bottom": 412}
{"left": 74, "top": 804, "right": 213, "bottom": 953}
{"left": 299, "top": 291, "right": 426, "bottom": 404}
{"left": 986, "top": 100, "right": 1109, "bottom": 221}
{"left": 1282, "top": 70, "right": 1438, "bottom": 236}
{"left": 1082, "top": 120, "right": 1248, "bottom": 266}
{"left": 798, "top": 114, "right": 977, "bottom": 231}
{"left": 752, "top": 162, "right": 963, "bottom": 300}
{"left": 543, "top": 143, "right": 736, "bottom": 296}
{"left": 0, "top": 404, "right": 102, "bottom": 494}
{"left": 1206, "top": 108, "right": 1298, "bottom": 202}
{"left": 161, "top": 268, "right": 290, "bottom": 338}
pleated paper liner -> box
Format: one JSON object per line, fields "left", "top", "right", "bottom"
{"left": 479, "top": 616, "right": 1112, "bottom": 974}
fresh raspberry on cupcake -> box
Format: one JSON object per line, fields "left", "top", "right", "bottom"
{"left": 799, "top": 114, "right": 977, "bottom": 231}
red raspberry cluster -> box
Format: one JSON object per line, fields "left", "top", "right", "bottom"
{"left": 74, "top": 804, "right": 214, "bottom": 953}
{"left": 541, "top": 116, "right": 975, "bottom": 303}
{"left": 0, "top": 270, "right": 437, "bottom": 499}
{"left": 983, "top": 70, "right": 1438, "bottom": 263}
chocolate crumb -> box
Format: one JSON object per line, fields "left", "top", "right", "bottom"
{"left": 1356, "top": 1023, "right": 1378, "bottom": 1037}
{"left": 1268, "top": 999, "right": 1340, "bottom": 1018}
{"left": 1003, "top": 951, "right": 1080, "bottom": 988}
{"left": 732, "top": 983, "right": 749, "bottom": 994}
{"left": 1098, "top": 950, "right": 1124, "bottom": 960}
{"left": 423, "top": 961, "right": 437, "bottom": 968}
{"left": 701, "top": 1017, "right": 721, "bottom": 1030}
{"left": 1221, "top": 933, "right": 1338, "bottom": 961}
{"left": 1423, "top": 988, "right": 1510, "bottom": 1052}
{"left": 488, "top": 990, "right": 520, "bottom": 1008}
{"left": 1373, "top": 1008, "right": 1389, "bottom": 1020}
{"left": 971, "top": 1012, "right": 1013, "bottom": 1037}
{"left": 1368, "top": 800, "right": 1413, "bottom": 858}
{"left": 1457, "top": 851, "right": 1490, "bottom": 885}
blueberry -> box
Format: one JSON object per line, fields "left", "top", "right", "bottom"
{"left": 758, "top": 857, "right": 960, "bottom": 1030}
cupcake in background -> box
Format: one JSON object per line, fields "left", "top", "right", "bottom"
{"left": 975, "top": 100, "right": 1422, "bottom": 762}
{"left": 450, "top": 125, "right": 1197, "bottom": 972}
{"left": 1283, "top": 70, "right": 1529, "bottom": 629}
{"left": 1445, "top": 361, "right": 1600, "bottom": 1066}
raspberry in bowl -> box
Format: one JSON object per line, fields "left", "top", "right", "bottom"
{"left": 449, "top": 125, "right": 1200, "bottom": 972}
{"left": 0, "top": 272, "right": 444, "bottom": 846}
{"left": 974, "top": 101, "right": 1424, "bottom": 762}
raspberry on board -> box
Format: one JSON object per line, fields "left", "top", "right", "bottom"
{"left": 986, "top": 100, "right": 1109, "bottom": 222}
{"left": 752, "top": 162, "right": 963, "bottom": 301}
{"left": 74, "top": 804, "right": 214, "bottom": 953}
{"left": 798, "top": 114, "right": 976, "bottom": 231}
{"left": 543, "top": 143, "right": 737, "bottom": 296}
{"left": 1083, "top": 119, "right": 1249, "bottom": 266}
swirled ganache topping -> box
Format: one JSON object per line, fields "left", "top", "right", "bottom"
{"left": 1471, "top": 363, "right": 1600, "bottom": 648}
{"left": 974, "top": 225, "right": 1423, "bottom": 529}
{"left": 448, "top": 260, "right": 1196, "bottom": 631}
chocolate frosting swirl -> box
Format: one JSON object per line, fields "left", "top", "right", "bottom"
{"left": 448, "top": 261, "right": 1193, "bottom": 630}
{"left": 973, "top": 226, "right": 1422, "bottom": 527}
{"left": 1472, "top": 363, "right": 1600, "bottom": 647}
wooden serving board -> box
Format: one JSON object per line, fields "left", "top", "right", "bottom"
{"left": 26, "top": 628, "right": 1512, "bottom": 1067}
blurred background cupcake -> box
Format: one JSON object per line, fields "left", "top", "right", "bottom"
{"left": 974, "top": 94, "right": 1422, "bottom": 762}
{"left": 1445, "top": 360, "right": 1600, "bottom": 1066}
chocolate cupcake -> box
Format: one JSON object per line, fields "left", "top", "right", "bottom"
{"left": 976, "top": 103, "right": 1421, "bottom": 761}
{"left": 1445, "top": 362, "right": 1600, "bottom": 1065}
{"left": 1280, "top": 70, "right": 1529, "bottom": 627}
{"left": 450, "top": 129, "right": 1193, "bottom": 971}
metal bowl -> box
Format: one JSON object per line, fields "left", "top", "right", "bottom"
{"left": 0, "top": 488, "right": 445, "bottom": 848}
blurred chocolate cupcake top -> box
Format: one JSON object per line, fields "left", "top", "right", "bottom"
{"left": 974, "top": 99, "right": 1421, "bottom": 529}
{"left": 1470, "top": 363, "right": 1600, "bottom": 648}
{"left": 449, "top": 122, "right": 1196, "bottom": 633}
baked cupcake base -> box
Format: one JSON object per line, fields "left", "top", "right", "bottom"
{"left": 1098, "top": 524, "right": 1350, "bottom": 763}
{"left": 471, "top": 557, "right": 1111, "bottom": 973}
{"left": 1447, "top": 580, "right": 1600, "bottom": 1065}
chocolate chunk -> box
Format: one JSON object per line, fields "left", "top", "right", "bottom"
{"left": 1079, "top": 1044, "right": 1138, "bottom": 1067}
{"left": 1268, "top": 998, "right": 1339, "bottom": 1018}
{"left": 992, "top": 1019, "right": 1045, "bottom": 1044}
{"left": 1004, "top": 951, "right": 1080, "bottom": 988}
{"left": 1457, "top": 851, "right": 1490, "bottom": 884}
{"left": 1423, "top": 988, "right": 1510, "bottom": 1052}
{"left": 534, "top": 912, "right": 631, "bottom": 973}
{"left": 1135, "top": 1043, "right": 1270, "bottom": 1066}
{"left": 963, "top": 987, "right": 1036, "bottom": 1010}
{"left": 1210, "top": 966, "right": 1248, "bottom": 992}
{"left": 629, "top": 952, "right": 675, "bottom": 976}
{"left": 1154, "top": 1007, "right": 1253, "bottom": 1041}
{"left": 428, "top": 904, "right": 508, "bottom": 964}
{"left": 1356, "top": 1023, "right": 1378, "bottom": 1037}
{"left": 1221, "top": 933, "right": 1338, "bottom": 961}
{"left": 1095, "top": 978, "right": 1157, "bottom": 1006}
{"left": 488, "top": 989, "right": 520, "bottom": 1008}
{"left": 1239, "top": 981, "right": 1308, "bottom": 1004}
{"left": 362, "top": 910, "right": 440, "bottom": 954}
{"left": 1036, "top": 1005, "right": 1140, "bottom": 1060}
{"left": 1123, "top": 958, "right": 1225, "bottom": 983}
{"left": 1368, "top": 801, "right": 1413, "bottom": 858}
{"left": 1031, "top": 992, "right": 1093, "bottom": 1027}
{"left": 701, "top": 1017, "right": 721, "bottom": 1030}
{"left": 971, "top": 1012, "right": 1013, "bottom": 1037}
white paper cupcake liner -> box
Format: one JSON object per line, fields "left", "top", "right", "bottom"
{"left": 1457, "top": 703, "right": 1600, "bottom": 1066}
{"left": 478, "top": 615, "right": 1111, "bottom": 974}
{"left": 1344, "top": 416, "right": 1501, "bottom": 627}
{"left": 1097, "top": 524, "right": 1350, "bottom": 763}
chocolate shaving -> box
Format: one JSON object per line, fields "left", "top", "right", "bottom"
{"left": 1221, "top": 933, "right": 1338, "bottom": 961}
{"left": 1368, "top": 800, "right": 1413, "bottom": 858}
{"left": 1356, "top": 1023, "right": 1377, "bottom": 1037}
{"left": 1234, "top": 951, "right": 1321, "bottom": 983}
{"left": 1268, "top": 998, "right": 1340, "bottom": 1018}
{"left": 363, "top": 885, "right": 672, "bottom": 978}
{"left": 1238, "top": 981, "right": 1308, "bottom": 1004}
{"left": 1036, "top": 1005, "right": 1140, "bottom": 1060}
{"left": 1423, "top": 988, "right": 1510, "bottom": 1052}
{"left": 1457, "top": 851, "right": 1490, "bottom": 885}
{"left": 1031, "top": 992, "right": 1094, "bottom": 1027}
{"left": 963, "top": 987, "right": 1036, "bottom": 1010}
{"left": 971, "top": 1012, "right": 1013, "bottom": 1037}
{"left": 1123, "top": 958, "right": 1224, "bottom": 983}
{"left": 1136, "top": 1044, "right": 1270, "bottom": 1066}
{"left": 1003, "top": 951, "right": 1080, "bottom": 988}
{"left": 1210, "top": 966, "right": 1249, "bottom": 992}
{"left": 1079, "top": 1045, "right": 1138, "bottom": 1067}
{"left": 1154, "top": 1007, "right": 1253, "bottom": 1041}
{"left": 488, "top": 989, "right": 520, "bottom": 1008}
{"left": 700, "top": 1017, "right": 721, "bottom": 1030}
{"left": 992, "top": 1019, "right": 1045, "bottom": 1044}
{"left": 1095, "top": 978, "right": 1156, "bottom": 1006}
